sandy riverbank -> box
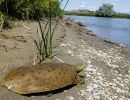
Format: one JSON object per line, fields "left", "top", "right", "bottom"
{"left": 0, "top": 19, "right": 130, "bottom": 100}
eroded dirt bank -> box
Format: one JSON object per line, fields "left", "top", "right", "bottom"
{"left": 0, "top": 19, "right": 130, "bottom": 100}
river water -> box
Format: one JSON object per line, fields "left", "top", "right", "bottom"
{"left": 65, "top": 15, "right": 130, "bottom": 47}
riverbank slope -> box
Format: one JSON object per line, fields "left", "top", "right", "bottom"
{"left": 0, "top": 19, "right": 130, "bottom": 100}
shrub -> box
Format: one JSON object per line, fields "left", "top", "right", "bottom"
{"left": 0, "top": 12, "right": 14, "bottom": 29}
{"left": 96, "top": 3, "right": 115, "bottom": 17}
{"left": 0, "top": 0, "right": 63, "bottom": 20}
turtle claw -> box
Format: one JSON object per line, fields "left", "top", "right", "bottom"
{"left": 46, "top": 93, "right": 53, "bottom": 97}
{"left": 73, "top": 75, "right": 85, "bottom": 85}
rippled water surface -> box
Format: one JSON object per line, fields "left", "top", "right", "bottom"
{"left": 65, "top": 15, "right": 130, "bottom": 46}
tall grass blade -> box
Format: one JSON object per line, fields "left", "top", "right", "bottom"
{"left": 32, "top": 0, "right": 69, "bottom": 63}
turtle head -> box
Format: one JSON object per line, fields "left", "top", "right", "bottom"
{"left": 75, "top": 64, "right": 85, "bottom": 73}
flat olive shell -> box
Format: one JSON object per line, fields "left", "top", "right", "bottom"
{"left": 2, "top": 63, "right": 77, "bottom": 94}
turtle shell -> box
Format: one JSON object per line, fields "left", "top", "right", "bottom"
{"left": 2, "top": 63, "right": 77, "bottom": 94}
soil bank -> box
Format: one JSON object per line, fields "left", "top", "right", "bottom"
{"left": 0, "top": 19, "right": 130, "bottom": 100}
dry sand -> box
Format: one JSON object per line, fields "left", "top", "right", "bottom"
{"left": 0, "top": 19, "right": 130, "bottom": 100}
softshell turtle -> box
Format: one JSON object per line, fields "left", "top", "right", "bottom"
{"left": 1, "top": 63, "right": 85, "bottom": 94}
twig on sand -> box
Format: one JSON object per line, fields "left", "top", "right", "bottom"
{"left": 59, "top": 19, "right": 66, "bottom": 31}
{"left": 53, "top": 55, "right": 64, "bottom": 63}
{"left": 33, "top": 43, "right": 37, "bottom": 65}
{"left": 3, "top": 63, "right": 10, "bottom": 79}
{"left": 22, "top": 24, "right": 31, "bottom": 30}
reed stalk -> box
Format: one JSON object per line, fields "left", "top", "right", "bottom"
{"left": 32, "top": 0, "right": 69, "bottom": 63}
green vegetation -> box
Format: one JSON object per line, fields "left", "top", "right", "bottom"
{"left": 0, "top": 0, "right": 63, "bottom": 29}
{"left": 96, "top": 3, "right": 115, "bottom": 17}
{"left": 65, "top": 3, "right": 130, "bottom": 19}
{"left": 114, "top": 13, "right": 130, "bottom": 19}
{"left": 0, "top": 0, "right": 68, "bottom": 62}
{"left": 32, "top": 0, "right": 69, "bottom": 62}
{"left": 0, "top": 0, "right": 63, "bottom": 19}
{"left": 0, "top": 12, "right": 14, "bottom": 30}
{"left": 64, "top": 10, "right": 95, "bottom": 16}
{"left": 65, "top": 10, "right": 130, "bottom": 19}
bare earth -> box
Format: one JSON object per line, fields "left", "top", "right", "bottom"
{"left": 0, "top": 19, "right": 130, "bottom": 100}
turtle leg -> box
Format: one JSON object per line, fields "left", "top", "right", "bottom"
{"left": 73, "top": 75, "right": 85, "bottom": 85}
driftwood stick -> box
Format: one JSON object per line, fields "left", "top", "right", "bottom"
{"left": 53, "top": 55, "right": 64, "bottom": 63}
{"left": 22, "top": 24, "right": 31, "bottom": 30}
{"left": 3, "top": 63, "right": 10, "bottom": 79}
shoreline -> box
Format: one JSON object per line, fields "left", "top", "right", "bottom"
{"left": 54, "top": 19, "right": 130, "bottom": 99}
{"left": 64, "top": 15, "right": 130, "bottom": 48}
{"left": 85, "top": 29, "right": 129, "bottom": 48}
{"left": 0, "top": 19, "right": 130, "bottom": 100}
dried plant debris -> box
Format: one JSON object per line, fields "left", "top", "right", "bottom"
{"left": 59, "top": 29, "right": 130, "bottom": 100}
{"left": 12, "top": 36, "right": 26, "bottom": 42}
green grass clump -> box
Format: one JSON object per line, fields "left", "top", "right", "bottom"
{"left": 0, "top": 0, "right": 69, "bottom": 62}
{"left": 33, "top": 0, "right": 69, "bottom": 62}
{"left": 0, "top": 12, "right": 14, "bottom": 30}
{"left": 113, "top": 13, "right": 130, "bottom": 19}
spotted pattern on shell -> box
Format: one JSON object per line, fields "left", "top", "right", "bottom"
{"left": 2, "top": 63, "right": 83, "bottom": 94}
